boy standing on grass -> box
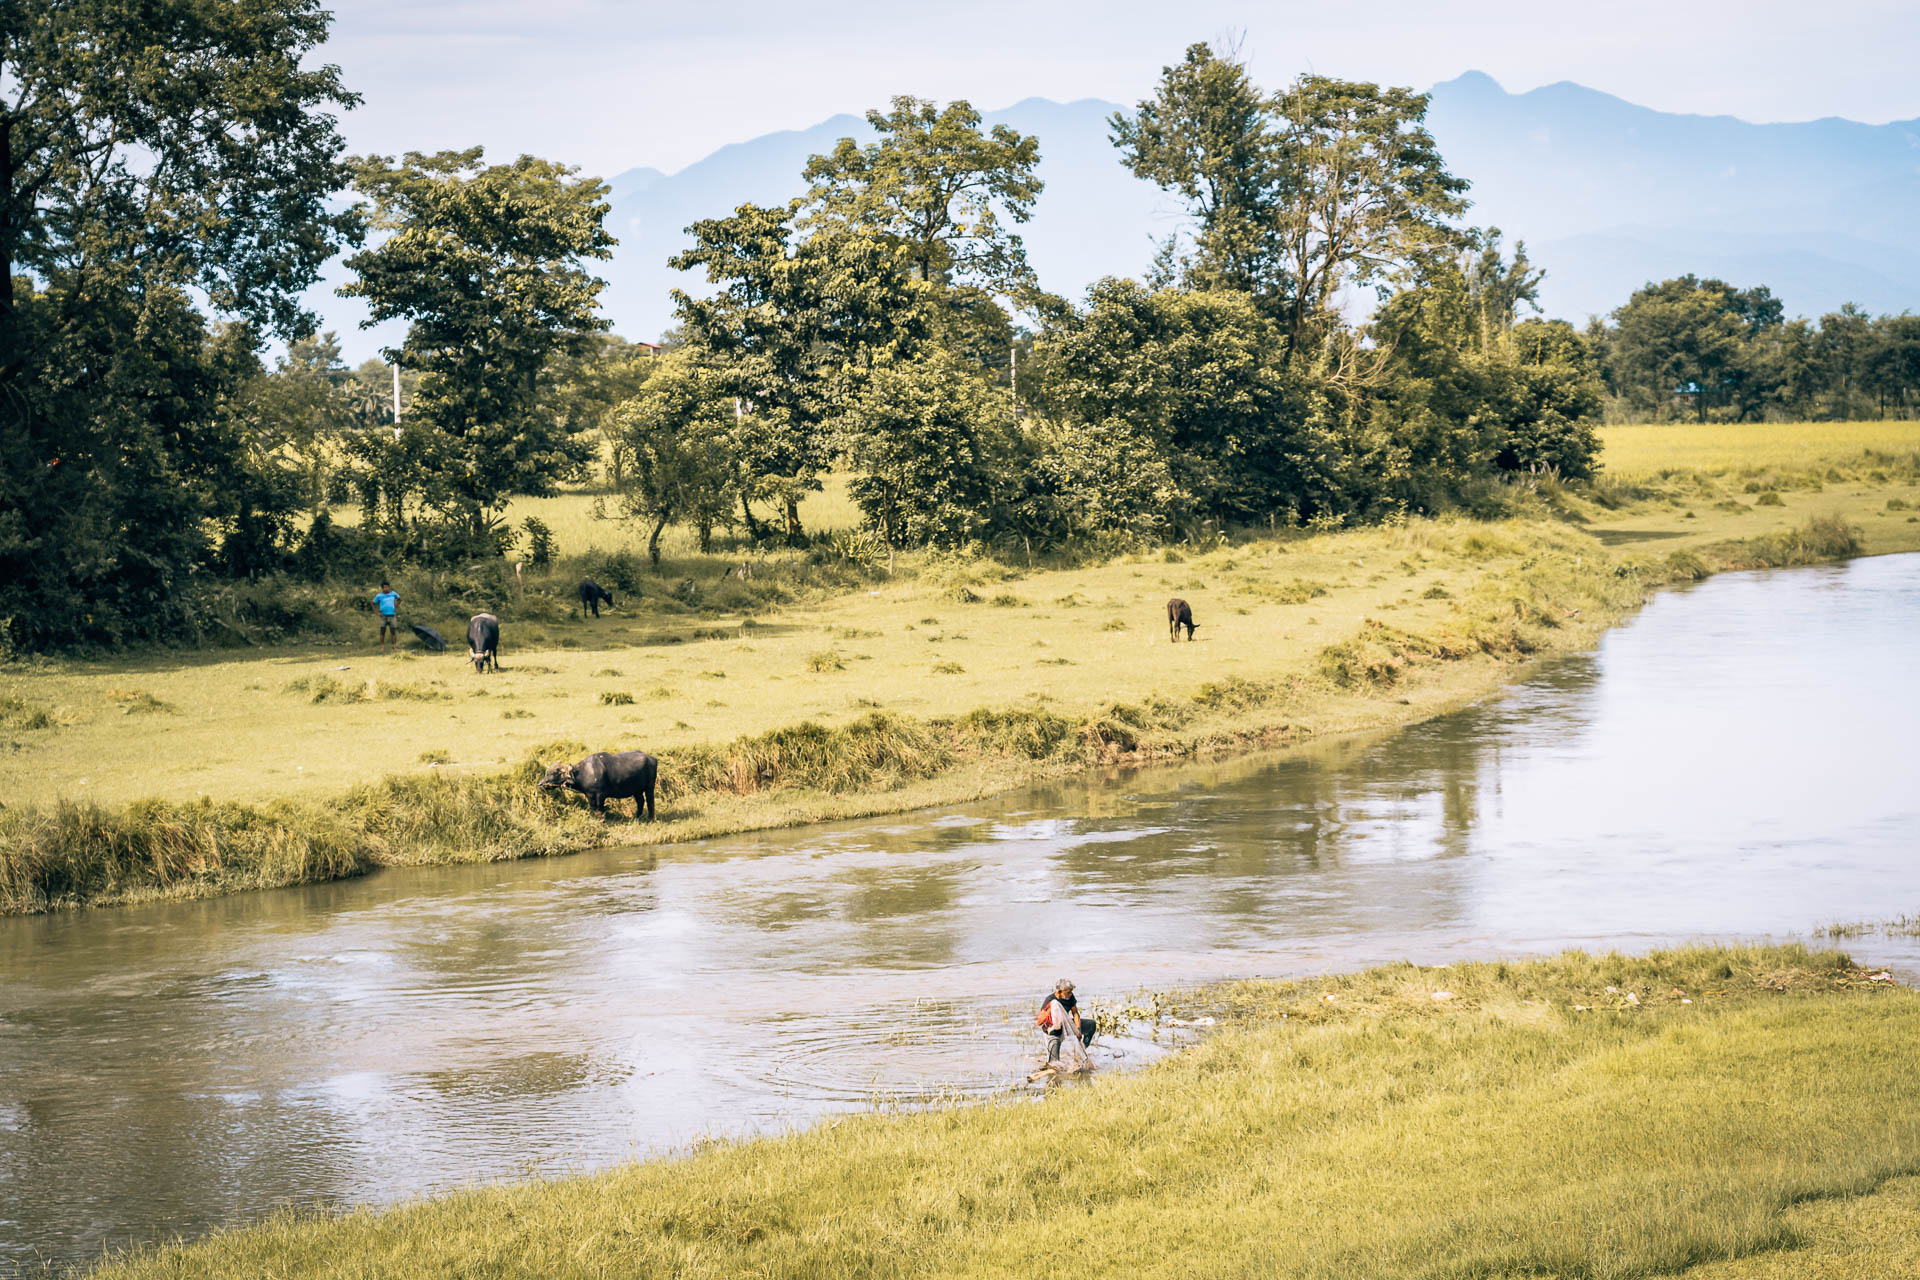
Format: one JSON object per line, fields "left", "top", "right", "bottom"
{"left": 373, "top": 581, "right": 400, "bottom": 651}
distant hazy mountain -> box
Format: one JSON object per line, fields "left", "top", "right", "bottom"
{"left": 306, "top": 74, "right": 1920, "bottom": 357}
{"left": 1424, "top": 71, "right": 1920, "bottom": 321}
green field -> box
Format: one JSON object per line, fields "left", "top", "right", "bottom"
{"left": 2, "top": 422, "right": 1918, "bottom": 913}
{"left": 1599, "top": 419, "right": 1920, "bottom": 478}
{"left": 82, "top": 944, "right": 1920, "bottom": 1279}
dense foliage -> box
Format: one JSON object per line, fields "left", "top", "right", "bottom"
{"left": 0, "top": 0, "right": 359, "bottom": 650}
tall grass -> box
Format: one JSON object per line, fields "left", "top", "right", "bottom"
{"left": 0, "top": 748, "right": 604, "bottom": 912}
{"left": 84, "top": 945, "right": 1920, "bottom": 1280}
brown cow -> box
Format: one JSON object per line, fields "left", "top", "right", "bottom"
{"left": 1167, "top": 597, "right": 1198, "bottom": 642}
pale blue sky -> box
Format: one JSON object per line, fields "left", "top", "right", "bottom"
{"left": 323, "top": 0, "right": 1920, "bottom": 180}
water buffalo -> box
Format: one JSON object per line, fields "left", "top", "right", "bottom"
{"left": 467, "top": 612, "right": 499, "bottom": 673}
{"left": 578, "top": 578, "right": 615, "bottom": 618}
{"left": 539, "top": 749, "right": 657, "bottom": 819}
{"left": 1167, "top": 597, "right": 1198, "bottom": 642}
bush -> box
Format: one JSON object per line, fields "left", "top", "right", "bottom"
{"left": 522, "top": 517, "right": 556, "bottom": 566}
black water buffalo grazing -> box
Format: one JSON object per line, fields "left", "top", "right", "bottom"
{"left": 1167, "top": 597, "right": 1198, "bottom": 643}
{"left": 467, "top": 612, "right": 500, "bottom": 673}
{"left": 539, "top": 750, "right": 657, "bottom": 819}
{"left": 578, "top": 578, "right": 615, "bottom": 618}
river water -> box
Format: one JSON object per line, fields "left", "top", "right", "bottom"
{"left": 4, "top": 553, "right": 1919, "bottom": 1270}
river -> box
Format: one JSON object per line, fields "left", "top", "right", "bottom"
{"left": 4, "top": 552, "right": 1919, "bottom": 1270}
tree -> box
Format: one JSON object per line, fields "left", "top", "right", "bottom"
{"left": 0, "top": 0, "right": 359, "bottom": 649}
{"left": 1862, "top": 314, "right": 1920, "bottom": 419}
{"left": 1267, "top": 76, "right": 1470, "bottom": 361}
{"left": 610, "top": 351, "right": 737, "bottom": 563}
{"left": 1114, "top": 48, "right": 1469, "bottom": 360}
{"left": 1370, "top": 244, "right": 1601, "bottom": 489}
{"left": 1607, "top": 276, "right": 1783, "bottom": 421}
{"left": 803, "top": 97, "right": 1043, "bottom": 299}
{"left": 670, "top": 202, "right": 930, "bottom": 541}
{"left": 1032, "top": 278, "right": 1373, "bottom": 527}
{"left": 341, "top": 149, "right": 614, "bottom": 543}
{"left": 1111, "top": 43, "right": 1285, "bottom": 304}
{"left": 0, "top": 0, "right": 359, "bottom": 350}
{"left": 542, "top": 335, "right": 658, "bottom": 486}
{"left": 841, "top": 351, "right": 1013, "bottom": 548}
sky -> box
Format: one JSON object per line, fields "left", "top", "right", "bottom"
{"left": 322, "top": 0, "right": 1920, "bottom": 180}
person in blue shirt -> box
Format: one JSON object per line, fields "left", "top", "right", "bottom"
{"left": 372, "top": 581, "right": 400, "bottom": 651}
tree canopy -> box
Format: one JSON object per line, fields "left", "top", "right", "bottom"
{"left": 0, "top": 0, "right": 359, "bottom": 649}
{"left": 803, "top": 97, "right": 1043, "bottom": 300}
{"left": 340, "top": 149, "right": 615, "bottom": 541}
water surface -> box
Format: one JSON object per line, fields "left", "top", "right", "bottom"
{"left": 4, "top": 553, "right": 1919, "bottom": 1269}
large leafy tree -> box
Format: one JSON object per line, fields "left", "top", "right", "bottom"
{"left": 1267, "top": 76, "right": 1469, "bottom": 359}
{"left": 341, "top": 149, "right": 614, "bottom": 542}
{"left": 0, "top": 0, "right": 359, "bottom": 649}
{"left": 841, "top": 350, "right": 1012, "bottom": 549}
{"left": 1113, "top": 46, "right": 1468, "bottom": 359}
{"left": 1110, "top": 43, "right": 1281, "bottom": 303}
{"left": 610, "top": 351, "right": 736, "bottom": 563}
{"left": 670, "top": 201, "right": 929, "bottom": 540}
{"left": 1371, "top": 246, "right": 1602, "bottom": 490}
{"left": 1032, "top": 278, "right": 1378, "bottom": 527}
{"left": 803, "top": 97, "right": 1042, "bottom": 299}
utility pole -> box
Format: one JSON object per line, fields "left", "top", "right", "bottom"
{"left": 390, "top": 364, "right": 403, "bottom": 441}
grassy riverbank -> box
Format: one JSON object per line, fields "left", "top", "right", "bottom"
{"left": 3, "top": 422, "right": 1918, "bottom": 913}
{"left": 83, "top": 943, "right": 1920, "bottom": 1279}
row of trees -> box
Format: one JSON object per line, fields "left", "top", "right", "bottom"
{"left": 618, "top": 52, "right": 1606, "bottom": 559}
{"left": 1597, "top": 278, "right": 1920, "bottom": 422}
{"left": 0, "top": 8, "right": 1910, "bottom": 653}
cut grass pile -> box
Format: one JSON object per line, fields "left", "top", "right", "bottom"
{"left": 82, "top": 944, "right": 1920, "bottom": 1280}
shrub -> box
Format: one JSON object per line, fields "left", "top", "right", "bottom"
{"left": 806, "top": 650, "right": 845, "bottom": 673}
{"left": 522, "top": 517, "right": 556, "bottom": 566}
{"left": 0, "top": 695, "right": 60, "bottom": 731}
{"left": 599, "top": 691, "right": 635, "bottom": 706}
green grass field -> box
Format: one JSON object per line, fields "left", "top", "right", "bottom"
{"left": 82, "top": 944, "right": 1920, "bottom": 1279}
{"left": 1599, "top": 419, "right": 1920, "bottom": 478}
{"left": 1, "top": 422, "right": 1917, "bottom": 913}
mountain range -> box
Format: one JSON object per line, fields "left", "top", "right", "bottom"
{"left": 308, "top": 72, "right": 1920, "bottom": 357}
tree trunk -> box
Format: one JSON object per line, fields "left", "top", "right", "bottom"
{"left": 697, "top": 520, "right": 712, "bottom": 553}
{"left": 740, "top": 492, "right": 766, "bottom": 539}
{"left": 647, "top": 514, "right": 668, "bottom": 566}
{"left": 784, "top": 496, "right": 803, "bottom": 545}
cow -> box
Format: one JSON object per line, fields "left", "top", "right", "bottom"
{"left": 467, "top": 612, "right": 500, "bottom": 673}
{"left": 1167, "top": 597, "right": 1198, "bottom": 643}
{"left": 539, "top": 749, "right": 657, "bottom": 820}
{"left": 578, "top": 578, "right": 615, "bottom": 618}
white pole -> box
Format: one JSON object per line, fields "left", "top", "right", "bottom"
{"left": 392, "top": 365, "right": 402, "bottom": 423}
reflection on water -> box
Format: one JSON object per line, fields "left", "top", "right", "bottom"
{"left": 3, "top": 553, "right": 1919, "bottom": 1269}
